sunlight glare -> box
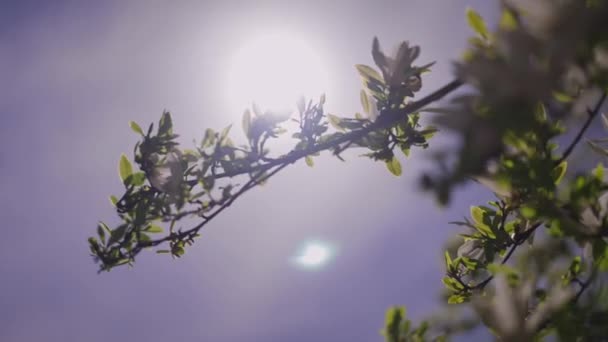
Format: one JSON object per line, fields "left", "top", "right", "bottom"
{"left": 293, "top": 241, "right": 334, "bottom": 269}
{"left": 225, "top": 31, "right": 330, "bottom": 115}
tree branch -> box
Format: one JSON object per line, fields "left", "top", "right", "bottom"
{"left": 213, "top": 79, "right": 463, "bottom": 180}
{"left": 108, "top": 79, "right": 464, "bottom": 267}
{"left": 556, "top": 91, "right": 607, "bottom": 165}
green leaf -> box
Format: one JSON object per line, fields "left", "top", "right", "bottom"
{"left": 588, "top": 140, "right": 608, "bottom": 157}
{"left": 535, "top": 102, "right": 547, "bottom": 121}
{"left": 109, "top": 195, "right": 119, "bottom": 207}
{"left": 552, "top": 91, "right": 573, "bottom": 103}
{"left": 499, "top": 8, "right": 518, "bottom": 31}
{"left": 355, "top": 64, "right": 383, "bottom": 83}
{"left": 108, "top": 224, "right": 128, "bottom": 246}
{"left": 448, "top": 294, "right": 466, "bottom": 304}
{"left": 99, "top": 221, "right": 111, "bottom": 234}
{"left": 145, "top": 224, "right": 164, "bottom": 233}
{"left": 242, "top": 110, "right": 251, "bottom": 138}
{"left": 569, "top": 256, "right": 582, "bottom": 275}
{"left": 139, "top": 233, "right": 151, "bottom": 243}
{"left": 360, "top": 89, "right": 370, "bottom": 115}
{"left": 466, "top": 7, "right": 489, "bottom": 39}
{"left": 593, "top": 163, "right": 604, "bottom": 181}
{"left": 420, "top": 126, "right": 438, "bottom": 139}
{"left": 444, "top": 251, "right": 453, "bottom": 270}
{"left": 520, "top": 206, "right": 537, "bottom": 219}
{"left": 305, "top": 156, "right": 314, "bottom": 167}
{"left": 202, "top": 128, "right": 216, "bottom": 148}
{"left": 442, "top": 276, "right": 464, "bottom": 291}
{"left": 156, "top": 250, "right": 171, "bottom": 254}
{"left": 385, "top": 156, "right": 402, "bottom": 176}
{"left": 126, "top": 171, "right": 146, "bottom": 187}
{"left": 327, "top": 114, "right": 343, "bottom": 131}
{"left": 118, "top": 154, "right": 133, "bottom": 185}
{"left": 158, "top": 111, "right": 173, "bottom": 136}
{"left": 552, "top": 161, "right": 568, "bottom": 185}
{"left": 470, "top": 206, "right": 495, "bottom": 238}
{"left": 383, "top": 307, "right": 406, "bottom": 340}
{"left": 129, "top": 121, "right": 144, "bottom": 136}
{"left": 97, "top": 224, "right": 106, "bottom": 243}
{"left": 372, "top": 37, "right": 388, "bottom": 71}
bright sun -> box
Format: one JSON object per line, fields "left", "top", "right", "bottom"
{"left": 225, "top": 31, "right": 330, "bottom": 114}
{"left": 293, "top": 241, "right": 334, "bottom": 270}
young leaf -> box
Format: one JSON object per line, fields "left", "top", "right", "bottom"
{"left": 220, "top": 124, "right": 232, "bottom": 144}
{"left": 97, "top": 224, "right": 106, "bottom": 243}
{"left": 552, "top": 91, "right": 573, "bottom": 103}
{"left": 127, "top": 172, "right": 146, "bottom": 186}
{"left": 499, "top": 8, "right": 518, "bottom": 31}
{"left": 129, "top": 121, "right": 144, "bottom": 136}
{"left": 360, "top": 89, "right": 370, "bottom": 115}
{"left": 371, "top": 37, "right": 387, "bottom": 71}
{"left": 108, "top": 224, "right": 128, "bottom": 246}
{"left": 118, "top": 154, "right": 133, "bottom": 185}
{"left": 588, "top": 140, "right": 608, "bottom": 157}
{"left": 242, "top": 110, "right": 251, "bottom": 138}
{"left": 466, "top": 8, "right": 489, "bottom": 39}
{"left": 448, "top": 294, "right": 466, "bottom": 304}
{"left": 470, "top": 206, "right": 495, "bottom": 238}
{"left": 327, "top": 114, "right": 343, "bottom": 131}
{"left": 158, "top": 111, "right": 173, "bottom": 136}
{"left": 520, "top": 206, "right": 537, "bottom": 219}
{"left": 145, "top": 225, "right": 164, "bottom": 233}
{"left": 305, "top": 156, "right": 314, "bottom": 167}
{"left": 444, "top": 251, "right": 453, "bottom": 270}
{"left": 593, "top": 163, "right": 604, "bottom": 181}
{"left": 355, "top": 64, "right": 383, "bottom": 84}
{"left": 109, "top": 195, "right": 118, "bottom": 206}
{"left": 552, "top": 161, "right": 568, "bottom": 185}
{"left": 386, "top": 156, "right": 402, "bottom": 176}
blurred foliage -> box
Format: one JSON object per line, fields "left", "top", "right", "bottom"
{"left": 89, "top": 0, "right": 608, "bottom": 340}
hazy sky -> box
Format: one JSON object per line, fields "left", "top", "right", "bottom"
{"left": 1, "top": 1, "right": 497, "bottom": 341}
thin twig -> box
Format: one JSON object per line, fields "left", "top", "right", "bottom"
{"left": 138, "top": 162, "right": 291, "bottom": 250}
{"left": 472, "top": 223, "right": 541, "bottom": 291}
{"left": 556, "top": 91, "right": 607, "bottom": 165}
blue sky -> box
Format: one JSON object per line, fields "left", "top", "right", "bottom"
{"left": 0, "top": 1, "right": 497, "bottom": 341}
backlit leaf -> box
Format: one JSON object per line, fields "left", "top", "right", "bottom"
{"left": 470, "top": 206, "right": 495, "bottom": 238}
{"left": 129, "top": 121, "right": 144, "bottom": 136}
{"left": 158, "top": 111, "right": 173, "bottom": 136}
{"left": 118, "top": 154, "right": 133, "bottom": 185}
{"left": 499, "top": 9, "right": 517, "bottom": 31}
{"left": 242, "top": 110, "right": 251, "bottom": 138}
{"left": 305, "top": 156, "right": 314, "bottom": 167}
{"left": 355, "top": 64, "right": 383, "bottom": 84}
{"left": 145, "top": 225, "right": 164, "bottom": 233}
{"left": 386, "top": 156, "right": 402, "bottom": 176}
{"left": 466, "top": 8, "right": 489, "bottom": 39}
{"left": 552, "top": 161, "right": 568, "bottom": 185}
{"left": 360, "top": 89, "right": 370, "bottom": 115}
